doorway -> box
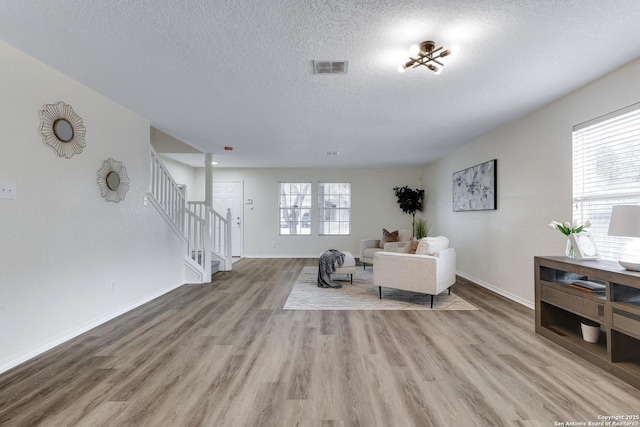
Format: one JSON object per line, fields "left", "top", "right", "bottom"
{"left": 212, "top": 181, "right": 243, "bottom": 257}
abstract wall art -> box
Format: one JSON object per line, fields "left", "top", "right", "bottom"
{"left": 452, "top": 159, "right": 497, "bottom": 212}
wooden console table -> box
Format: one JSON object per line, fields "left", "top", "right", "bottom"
{"left": 535, "top": 256, "right": 640, "bottom": 389}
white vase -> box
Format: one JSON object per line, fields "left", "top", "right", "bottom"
{"left": 581, "top": 323, "right": 600, "bottom": 343}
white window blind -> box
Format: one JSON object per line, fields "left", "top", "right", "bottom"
{"left": 318, "top": 182, "right": 351, "bottom": 235}
{"left": 572, "top": 103, "right": 640, "bottom": 260}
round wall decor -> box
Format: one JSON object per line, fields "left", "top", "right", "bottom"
{"left": 39, "top": 101, "right": 86, "bottom": 158}
{"left": 97, "top": 158, "right": 130, "bottom": 203}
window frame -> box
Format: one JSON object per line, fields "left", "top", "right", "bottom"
{"left": 278, "top": 182, "right": 312, "bottom": 236}
{"left": 572, "top": 102, "right": 640, "bottom": 260}
{"left": 317, "top": 182, "right": 351, "bottom": 236}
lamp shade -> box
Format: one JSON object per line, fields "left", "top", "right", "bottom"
{"left": 608, "top": 205, "right": 640, "bottom": 237}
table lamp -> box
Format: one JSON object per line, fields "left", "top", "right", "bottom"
{"left": 607, "top": 205, "right": 640, "bottom": 271}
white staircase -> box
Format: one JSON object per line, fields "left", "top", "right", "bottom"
{"left": 148, "top": 149, "right": 232, "bottom": 283}
{"left": 186, "top": 201, "right": 233, "bottom": 276}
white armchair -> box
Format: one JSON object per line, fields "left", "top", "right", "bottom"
{"left": 372, "top": 238, "right": 456, "bottom": 308}
{"left": 359, "top": 229, "right": 412, "bottom": 269}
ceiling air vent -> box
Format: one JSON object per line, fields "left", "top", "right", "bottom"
{"left": 313, "top": 60, "right": 349, "bottom": 75}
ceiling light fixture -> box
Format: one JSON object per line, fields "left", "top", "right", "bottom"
{"left": 398, "top": 41, "right": 460, "bottom": 74}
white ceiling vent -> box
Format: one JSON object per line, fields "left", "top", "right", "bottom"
{"left": 313, "top": 60, "right": 349, "bottom": 74}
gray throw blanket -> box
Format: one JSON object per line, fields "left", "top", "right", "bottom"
{"left": 317, "top": 249, "right": 345, "bottom": 288}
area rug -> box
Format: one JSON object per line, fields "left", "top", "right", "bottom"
{"left": 283, "top": 266, "right": 478, "bottom": 311}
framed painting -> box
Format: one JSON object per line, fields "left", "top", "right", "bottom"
{"left": 452, "top": 159, "right": 497, "bottom": 212}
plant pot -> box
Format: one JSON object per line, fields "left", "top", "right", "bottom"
{"left": 580, "top": 322, "right": 600, "bottom": 343}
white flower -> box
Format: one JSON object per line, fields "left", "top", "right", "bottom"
{"left": 548, "top": 219, "right": 591, "bottom": 236}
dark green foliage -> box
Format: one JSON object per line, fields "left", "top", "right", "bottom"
{"left": 393, "top": 186, "right": 424, "bottom": 215}
{"left": 393, "top": 186, "right": 425, "bottom": 236}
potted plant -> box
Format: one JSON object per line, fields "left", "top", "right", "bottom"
{"left": 393, "top": 186, "right": 425, "bottom": 236}
{"left": 580, "top": 317, "right": 600, "bottom": 343}
{"left": 414, "top": 218, "right": 430, "bottom": 239}
{"left": 547, "top": 219, "right": 592, "bottom": 258}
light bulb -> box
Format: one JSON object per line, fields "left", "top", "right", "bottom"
{"left": 397, "top": 63, "right": 406, "bottom": 73}
{"left": 449, "top": 44, "right": 461, "bottom": 55}
{"left": 409, "top": 44, "right": 420, "bottom": 57}
{"left": 433, "top": 65, "right": 442, "bottom": 74}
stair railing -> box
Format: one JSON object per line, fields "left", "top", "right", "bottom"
{"left": 210, "top": 207, "right": 233, "bottom": 271}
{"left": 150, "top": 149, "right": 185, "bottom": 234}
{"left": 185, "top": 208, "right": 207, "bottom": 273}
{"left": 187, "top": 202, "right": 233, "bottom": 271}
{"left": 149, "top": 148, "right": 233, "bottom": 279}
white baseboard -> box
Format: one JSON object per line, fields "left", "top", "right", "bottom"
{"left": 0, "top": 281, "right": 185, "bottom": 375}
{"left": 456, "top": 271, "right": 534, "bottom": 310}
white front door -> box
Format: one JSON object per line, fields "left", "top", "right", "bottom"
{"left": 212, "top": 181, "right": 243, "bottom": 257}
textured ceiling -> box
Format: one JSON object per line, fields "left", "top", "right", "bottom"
{"left": 2, "top": 0, "right": 640, "bottom": 168}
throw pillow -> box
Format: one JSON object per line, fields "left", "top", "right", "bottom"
{"left": 404, "top": 237, "right": 420, "bottom": 254}
{"left": 415, "top": 238, "right": 429, "bottom": 255}
{"left": 379, "top": 228, "right": 399, "bottom": 248}
{"left": 424, "top": 236, "right": 449, "bottom": 255}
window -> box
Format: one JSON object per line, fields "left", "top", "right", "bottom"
{"left": 318, "top": 182, "right": 351, "bottom": 235}
{"left": 279, "top": 182, "right": 311, "bottom": 235}
{"left": 572, "top": 103, "right": 640, "bottom": 260}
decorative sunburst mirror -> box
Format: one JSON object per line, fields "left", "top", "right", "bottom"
{"left": 97, "top": 158, "right": 130, "bottom": 203}
{"left": 39, "top": 101, "right": 86, "bottom": 158}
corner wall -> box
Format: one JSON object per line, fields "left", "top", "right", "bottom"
{"left": 422, "top": 57, "right": 640, "bottom": 307}
{"left": 0, "top": 41, "right": 185, "bottom": 372}
{"left": 158, "top": 155, "right": 198, "bottom": 200}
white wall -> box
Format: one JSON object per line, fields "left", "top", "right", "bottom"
{"left": 422, "top": 57, "right": 640, "bottom": 307}
{"left": 0, "top": 41, "right": 185, "bottom": 372}
{"left": 158, "top": 154, "right": 198, "bottom": 200}
{"left": 200, "top": 167, "right": 423, "bottom": 257}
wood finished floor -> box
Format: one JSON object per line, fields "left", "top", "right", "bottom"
{"left": 1, "top": 258, "right": 639, "bottom": 426}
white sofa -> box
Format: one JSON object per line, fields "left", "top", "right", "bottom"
{"left": 372, "top": 236, "right": 456, "bottom": 308}
{"left": 359, "top": 229, "right": 412, "bottom": 269}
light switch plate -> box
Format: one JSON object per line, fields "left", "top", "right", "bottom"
{"left": 0, "top": 181, "right": 16, "bottom": 200}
